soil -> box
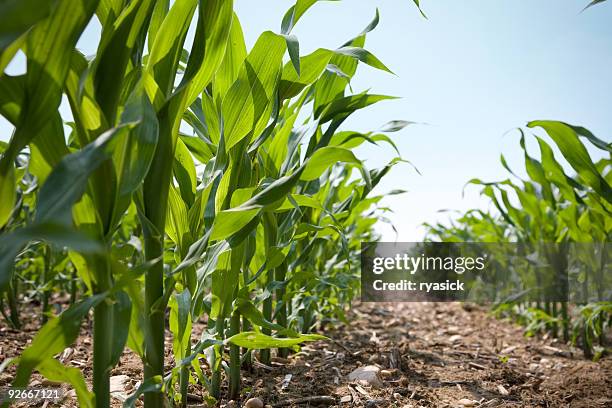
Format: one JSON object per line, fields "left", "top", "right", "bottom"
{"left": 1, "top": 301, "right": 611, "bottom": 407}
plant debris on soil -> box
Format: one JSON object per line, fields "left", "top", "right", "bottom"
{"left": 1, "top": 302, "right": 611, "bottom": 407}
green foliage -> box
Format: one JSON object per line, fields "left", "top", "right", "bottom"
{"left": 0, "top": 0, "right": 409, "bottom": 404}
{"left": 426, "top": 121, "right": 611, "bottom": 358}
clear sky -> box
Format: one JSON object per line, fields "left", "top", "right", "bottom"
{"left": 2, "top": 1, "right": 611, "bottom": 241}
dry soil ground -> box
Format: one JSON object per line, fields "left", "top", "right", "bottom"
{"left": 1, "top": 302, "right": 611, "bottom": 407}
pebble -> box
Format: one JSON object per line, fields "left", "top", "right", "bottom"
{"left": 497, "top": 384, "right": 509, "bottom": 396}
{"left": 456, "top": 398, "right": 477, "bottom": 407}
{"left": 379, "top": 369, "right": 397, "bottom": 378}
{"left": 449, "top": 334, "right": 462, "bottom": 343}
{"left": 393, "top": 392, "right": 402, "bottom": 400}
{"left": 347, "top": 365, "right": 383, "bottom": 388}
{"left": 244, "top": 397, "right": 264, "bottom": 408}
{"left": 110, "top": 375, "right": 130, "bottom": 393}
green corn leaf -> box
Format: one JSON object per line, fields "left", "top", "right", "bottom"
{"left": 226, "top": 331, "right": 326, "bottom": 349}
{"left": 166, "top": 184, "right": 191, "bottom": 250}
{"left": 282, "top": 34, "right": 300, "bottom": 75}
{"left": 223, "top": 31, "right": 286, "bottom": 150}
{"left": 0, "top": 161, "right": 15, "bottom": 228}
{"left": 123, "top": 376, "right": 163, "bottom": 408}
{"left": 210, "top": 248, "right": 240, "bottom": 320}
{"left": 169, "top": 288, "right": 192, "bottom": 360}
{"left": 535, "top": 136, "right": 578, "bottom": 203}
{"left": 334, "top": 46, "right": 393, "bottom": 74}
{"left": 181, "top": 0, "right": 234, "bottom": 106}
{"left": 519, "top": 132, "right": 554, "bottom": 204}
{"left": 110, "top": 291, "right": 132, "bottom": 368}
{"left": 179, "top": 134, "right": 215, "bottom": 164}
{"left": 243, "top": 169, "right": 305, "bottom": 208}
{"left": 93, "top": 0, "right": 156, "bottom": 121}
{"left": 147, "top": 0, "right": 169, "bottom": 51}
{"left": 411, "top": 0, "right": 428, "bottom": 18}
{"left": 281, "top": 0, "right": 338, "bottom": 34}
{"left": 276, "top": 194, "right": 324, "bottom": 212}
{"left": 12, "top": 0, "right": 98, "bottom": 152}
{"left": 222, "top": 77, "right": 255, "bottom": 150}
{"left": 116, "top": 87, "right": 159, "bottom": 197}
{"left": 0, "top": 33, "right": 25, "bottom": 73}
{"left": 528, "top": 120, "right": 612, "bottom": 204}
{"left": 13, "top": 294, "right": 107, "bottom": 386}
{"left": 210, "top": 207, "right": 260, "bottom": 242}
{"left": 300, "top": 147, "right": 361, "bottom": 181}
{"left": 214, "top": 12, "right": 247, "bottom": 100}
{"left": 317, "top": 93, "right": 397, "bottom": 123}
{"left": 279, "top": 48, "right": 333, "bottom": 100}
{"left": 235, "top": 298, "right": 298, "bottom": 337}
{"left": 37, "top": 358, "right": 94, "bottom": 408}
{"left": 145, "top": 0, "right": 197, "bottom": 95}
{"left": 380, "top": 120, "right": 417, "bottom": 132}
{"left": 36, "top": 125, "right": 132, "bottom": 227}
{"left": 0, "top": 74, "right": 24, "bottom": 124}
{"left": 173, "top": 137, "right": 197, "bottom": 205}
{"left": 583, "top": 0, "right": 608, "bottom": 11}
{"left": 0, "top": 223, "right": 105, "bottom": 292}
{"left": 563, "top": 122, "right": 612, "bottom": 153}
{"left": 29, "top": 114, "right": 70, "bottom": 183}
{"left": 0, "top": 0, "right": 56, "bottom": 53}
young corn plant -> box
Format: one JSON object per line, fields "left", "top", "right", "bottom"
{"left": 427, "top": 121, "right": 611, "bottom": 356}
{"left": 1, "top": 0, "right": 410, "bottom": 406}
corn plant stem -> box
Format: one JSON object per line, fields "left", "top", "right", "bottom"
{"left": 70, "top": 269, "right": 78, "bottom": 305}
{"left": 143, "top": 118, "right": 175, "bottom": 408}
{"left": 143, "top": 232, "right": 166, "bottom": 408}
{"left": 260, "top": 271, "right": 273, "bottom": 365}
{"left": 229, "top": 309, "right": 241, "bottom": 400}
{"left": 275, "top": 262, "right": 289, "bottom": 358}
{"left": 41, "top": 246, "right": 51, "bottom": 324}
{"left": 7, "top": 280, "right": 20, "bottom": 329}
{"left": 92, "top": 255, "right": 113, "bottom": 408}
{"left": 210, "top": 316, "right": 226, "bottom": 399}
{"left": 561, "top": 302, "right": 569, "bottom": 342}
{"left": 241, "top": 267, "right": 252, "bottom": 371}
{"left": 180, "top": 340, "right": 191, "bottom": 407}
{"left": 582, "top": 322, "right": 593, "bottom": 358}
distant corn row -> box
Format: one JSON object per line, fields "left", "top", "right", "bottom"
{"left": 424, "top": 121, "right": 612, "bottom": 359}
{"left": 0, "top": 1, "right": 409, "bottom": 406}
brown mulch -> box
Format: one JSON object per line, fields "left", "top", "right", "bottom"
{"left": 1, "top": 301, "right": 611, "bottom": 407}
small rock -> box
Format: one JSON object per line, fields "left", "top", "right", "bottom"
{"left": 110, "top": 375, "right": 130, "bottom": 393}
{"left": 244, "top": 397, "right": 264, "bottom": 408}
{"left": 365, "top": 399, "right": 384, "bottom": 408}
{"left": 456, "top": 398, "right": 477, "bottom": 407}
{"left": 340, "top": 395, "right": 352, "bottom": 403}
{"left": 225, "top": 401, "right": 237, "bottom": 408}
{"left": 393, "top": 392, "right": 402, "bottom": 400}
{"left": 379, "top": 369, "right": 396, "bottom": 379}
{"left": 497, "top": 384, "right": 509, "bottom": 396}
{"left": 449, "top": 335, "right": 462, "bottom": 343}
{"left": 347, "top": 365, "right": 383, "bottom": 388}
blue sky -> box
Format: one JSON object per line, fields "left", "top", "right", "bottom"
{"left": 2, "top": 0, "right": 611, "bottom": 241}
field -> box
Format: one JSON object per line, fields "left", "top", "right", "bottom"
{"left": 0, "top": 0, "right": 611, "bottom": 407}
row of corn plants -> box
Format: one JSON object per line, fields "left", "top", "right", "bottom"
{"left": 424, "top": 121, "right": 611, "bottom": 359}
{"left": 0, "top": 0, "right": 414, "bottom": 406}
